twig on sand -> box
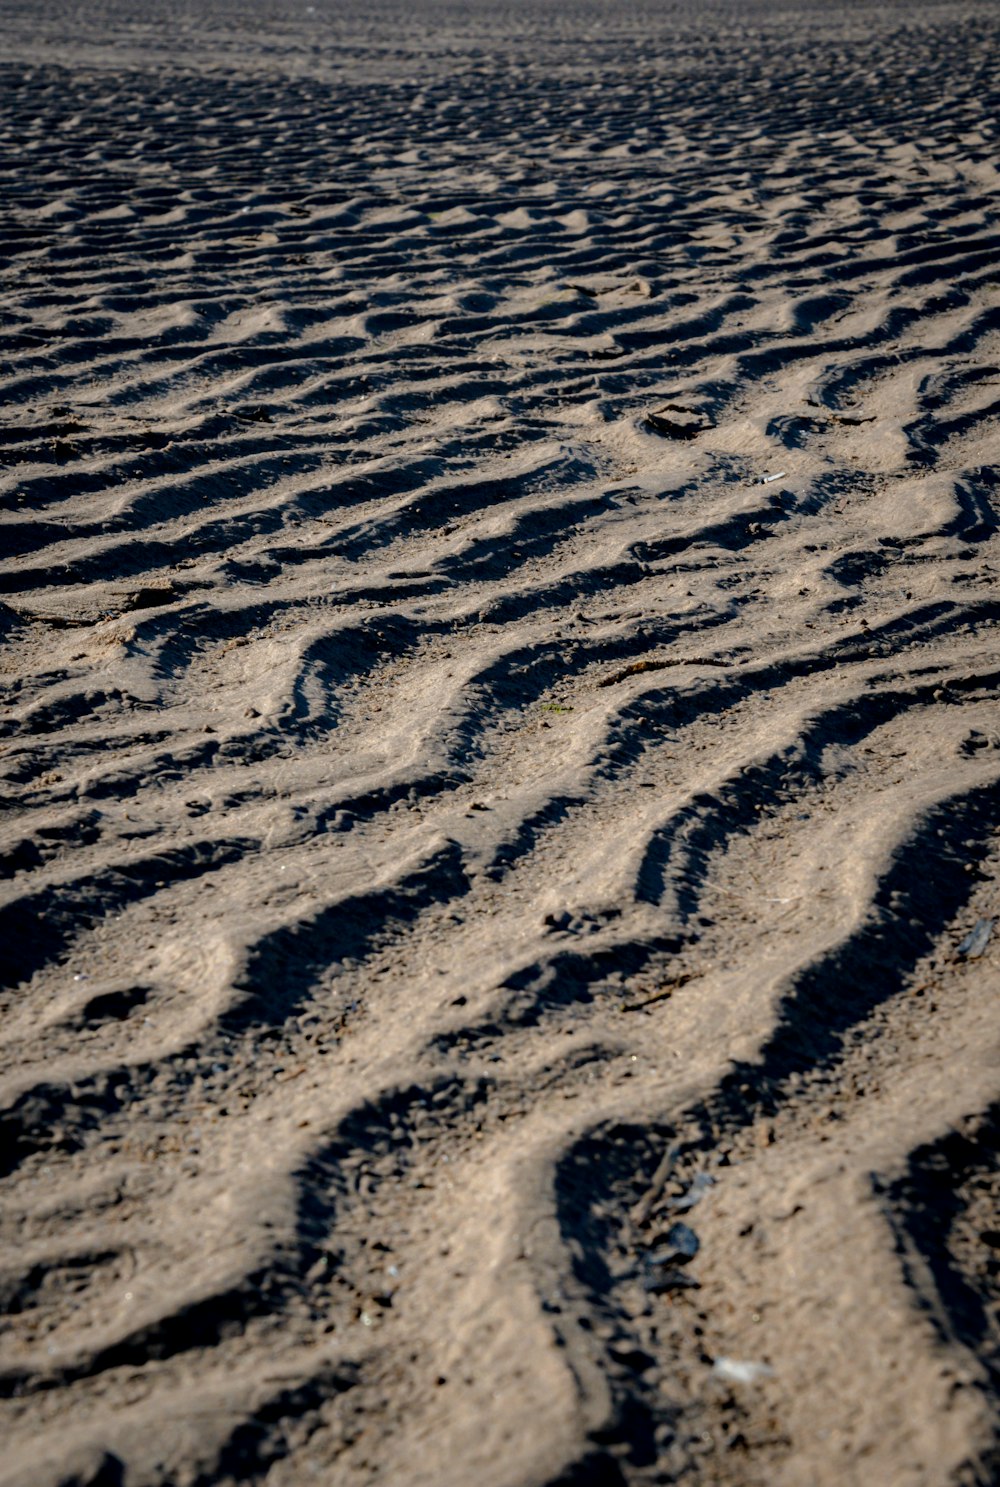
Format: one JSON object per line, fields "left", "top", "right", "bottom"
{"left": 622, "top": 972, "right": 697, "bottom": 1011}
{"left": 631, "top": 1145, "right": 678, "bottom": 1228}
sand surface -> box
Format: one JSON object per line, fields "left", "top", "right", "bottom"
{"left": 1, "top": 1, "right": 1000, "bottom": 1482}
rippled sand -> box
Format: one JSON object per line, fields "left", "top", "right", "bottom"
{"left": 2, "top": 2, "right": 1000, "bottom": 1483}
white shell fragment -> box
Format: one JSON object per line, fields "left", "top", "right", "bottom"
{"left": 712, "top": 1357, "right": 775, "bottom": 1384}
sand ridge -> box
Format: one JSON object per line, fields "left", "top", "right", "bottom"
{"left": 1, "top": 1, "right": 999, "bottom": 1483}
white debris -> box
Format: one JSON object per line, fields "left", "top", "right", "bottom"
{"left": 712, "top": 1357, "right": 774, "bottom": 1384}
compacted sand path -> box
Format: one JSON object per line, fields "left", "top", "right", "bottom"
{"left": 1, "top": 1, "right": 999, "bottom": 1483}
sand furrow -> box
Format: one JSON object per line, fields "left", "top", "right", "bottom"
{"left": 1, "top": 2, "right": 999, "bottom": 1483}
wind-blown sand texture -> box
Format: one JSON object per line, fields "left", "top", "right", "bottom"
{"left": 2, "top": 0, "right": 1000, "bottom": 1482}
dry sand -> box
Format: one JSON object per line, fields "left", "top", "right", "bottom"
{"left": 1, "top": 0, "right": 1000, "bottom": 1483}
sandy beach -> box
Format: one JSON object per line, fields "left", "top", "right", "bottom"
{"left": 1, "top": 0, "right": 999, "bottom": 1482}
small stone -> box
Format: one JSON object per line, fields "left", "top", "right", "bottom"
{"left": 958, "top": 919, "right": 994, "bottom": 958}
{"left": 648, "top": 1222, "right": 700, "bottom": 1265}
{"left": 644, "top": 407, "right": 714, "bottom": 440}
